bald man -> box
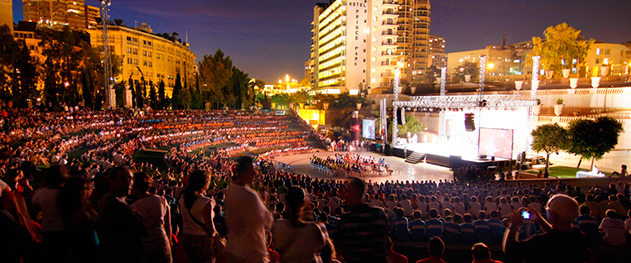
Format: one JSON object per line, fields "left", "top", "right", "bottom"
{"left": 503, "top": 194, "right": 592, "bottom": 263}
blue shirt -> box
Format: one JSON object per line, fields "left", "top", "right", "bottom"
{"left": 459, "top": 223, "right": 476, "bottom": 245}
{"left": 425, "top": 219, "right": 443, "bottom": 239}
{"left": 391, "top": 216, "right": 411, "bottom": 241}
{"left": 473, "top": 219, "right": 492, "bottom": 244}
{"left": 575, "top": 215, "right": 601, "bottom": 247}
{"left": 442, "top": 221, "right": 461, "bottom": 244}
{"left": 409, "top": 219, "right": 427, "bottom": 242}
{"left": 487, "top": 218, "right": 505, "bottom": 245}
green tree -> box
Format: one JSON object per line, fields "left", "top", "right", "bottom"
{"left": 291, "top": 89, "right": 311, "bottom": 108}
{"left": 567, "top": 117, "right": 624, "bottom": 169}
{"left": 422, "top": 65, "right": 441, "bottom": 84}
{"left": 229, "top": 67, "right": 250, "bottom": 109}
{"left": 270, "top": 93, "right": 290, "bottom": 109}
{"left": 158, "top": 80, "right": 165, "bottom": 109}
{"left": 198, "top": 49, "right": 233, "bottom": 109}
{"left": 12, "top": 39, "right": 39, "bottom": 108}
{"left": 135, "top": 79, "right": 143, "bottom": 108}
{"left": 149, "top": 80, "right": 157, "bottom": 109}
{"left": 129, "top": 75, "right": 136, "bottom": 108}
{"left": 533, "top": 23, "right": 593, "bottom": 78}
{"left": 171, "top": 73, "right": 183, "bottom": 109}
{"left": 531, "top": 123, "right": 570, "bottom": 177}
{"left": 189, "top": 74, "right": 203, "bottom": 109}
{"left": 386, "top": 114, "right": 423, "bottom": 138}
{"left": 454, "top": 61, "right": 479, "bottom": 82}
{"left": 114, "top": 81, "right": 125, "bottom": 107}
{"left": 0, "top": 25, "right": 21, "bottom": 104}
{"left": 39, "top": 26, "right": 78, "bottom": 107}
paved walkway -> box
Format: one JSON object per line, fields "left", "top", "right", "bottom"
{"left": 273, "top": 150, "right": 454, "bottom": 184}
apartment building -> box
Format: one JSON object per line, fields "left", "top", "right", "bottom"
{"left": 87, "top": 24, "right": 196, "bottom": 96}
{"left": 22, "top": 0, "right": 99, "bottom": 31}
{"left": 309, "top": 0, "right": 431, "bottom": 94}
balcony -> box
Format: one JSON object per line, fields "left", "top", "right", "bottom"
{"left": 382, "top": 41, "right": 398, "bottom": 46}
{"left": 381, "top": 72, "right": 393, "bottom": 77}
{"left": 382, "top": 21, "right": 397, "bottom": 26}
{"left": 383, "top": 10, "right": 398, "bottom": 18}
{"left": 380, "top": 61, "right": 397, "bottom": 66}
{"left": 383, "top": 0, "right": 397, "bottom": 6}
{"left": 381, "top": 51, "right": 396, "bottom": 56}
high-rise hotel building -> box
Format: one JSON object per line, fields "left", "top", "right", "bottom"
{"left": 309, "top": 0, "right": 430, "bottom": 94}
{"left": 22, "top": 0, "right": 100, "bottom": 31}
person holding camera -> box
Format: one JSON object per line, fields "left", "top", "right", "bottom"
{"left": 502, "top": 194, "right": 593, "bottom": 263}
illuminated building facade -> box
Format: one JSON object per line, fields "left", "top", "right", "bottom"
{"left": 396, "top": 0, "right": 431, "bottom": 83}
{"left": 0, "top": 0, "right": 12, "bottom": 34}
{"left": 428, "top": 34, "right": 446, "bottom": 68}
{"left": 588, "top": 43, "right": 630, "bottom": 76}
{"left": 87, "top": 24, "right": 196, "bottom": 96}
{"left": 310, "top": 0, "right": 431, "bottom": 94}
{"left": 22, "top": 0, "right": 99, "bottom": 31}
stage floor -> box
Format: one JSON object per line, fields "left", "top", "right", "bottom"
{"left": 273, "top": 150, "right": 454, "bottom": 184}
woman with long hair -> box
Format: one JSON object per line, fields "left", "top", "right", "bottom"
{"left": 58, "top": 176, "right": 99, "bottom": 263}
{"left": 129, "top": 172, "right": 172, "bottom": 263}
{"left": 179, "top": 170, "right": 216, "bottom": 263}
{"left": 272, "top": 186, "right": 328, "bottom": 263}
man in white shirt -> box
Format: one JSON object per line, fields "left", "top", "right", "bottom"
{"left": 224, "top": 156, "right": 273, "bottom": 263}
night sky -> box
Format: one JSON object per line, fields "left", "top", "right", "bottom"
{"left": 12, "top": 0, "right": 631, "bottom": 83}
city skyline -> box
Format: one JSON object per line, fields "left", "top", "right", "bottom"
{"left": 11, "top": 0, "right": 631, "bottom": 83}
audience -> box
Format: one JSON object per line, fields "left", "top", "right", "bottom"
{"left": 2, "top": 109, "right": 631, "bottom": 263}
{"left": 97, "top": 166, "right": 148, "bottom": 263}
{"left": 271, "top": 186, "right": 328, "bottom": 263}
{"left": 471, "top": 242, "right": 502, "bottom": 263}
{"left": 130, "top": 172, "right": 173, "bottom": 263}
{"left": 225, "top": 156, "right": 273, "bottom": 263}
{"left": 333, "top": 177, "right": 389, "bottom": 263}
{"left": 416, "top": 236, "right": 446, "bottom": 263}
{"left": 503, "top": 194, "right": 592, "bottom": 263}
{"left": 179, "top": 170, "right": 216, "bottom": 263}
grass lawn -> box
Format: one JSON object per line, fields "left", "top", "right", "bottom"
{"left": 132, "top": 150, "right": 168, "bottom": 171}
{"left": 67, "top": 147, "right": 89, "bottom": 160}
{"left": 526, "top": 166, "right": 584, "bottom": 178}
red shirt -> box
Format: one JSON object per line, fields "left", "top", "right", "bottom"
{"left": 387, "top": 249, "right": 408, "bottom": 263}
{"left": 416, "top": 256, "right": 446, "bottom": 263}
{"left": 473, "top": 259, "right": 503, "bottom": 263}
{"left": 268, "top": 248, "right": 280, "bottom": 263}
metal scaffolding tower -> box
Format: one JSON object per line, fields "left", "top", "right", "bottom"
{"left": 394, "top": 95, "right": 538, "bottom": 109}
{"left": 101, "top": 0, "right": 115, "bottom": 109}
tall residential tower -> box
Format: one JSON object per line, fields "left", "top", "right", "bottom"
{"left": 310, "top": 0, "right": 431, "bottom": 94}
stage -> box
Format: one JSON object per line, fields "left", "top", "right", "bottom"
{"left": 390, "top": 142, "right": 512, "bottom": 170}
{"left": 273, "top": 150, "right": 455, "bottom": 184}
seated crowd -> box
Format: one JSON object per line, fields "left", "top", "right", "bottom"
{"left": 1, "top": 108, "right": 630, "bottom": 263}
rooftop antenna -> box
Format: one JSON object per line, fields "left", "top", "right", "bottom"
{"left": 186, "top": 29, "right": 188, "bottom": 43}
{"left": 502, "top": 33, "right": 506, "bottom": 49}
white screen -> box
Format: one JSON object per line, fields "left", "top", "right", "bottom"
{"left": 478, "top": 128, "right": 513, "bottom": 159}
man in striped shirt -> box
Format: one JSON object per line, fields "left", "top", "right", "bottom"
{"left": 334, "top": 177, "right": 389, "bottom": 263}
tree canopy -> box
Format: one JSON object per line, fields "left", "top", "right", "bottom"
{"left": 454, "top": 61, "right": 479, "bottom": 82}
{"left": 198, "top": 49, "right": 233, "bottom": 109}
{"left": 533, "top": 23, "right": 593, "bottom": 77}
{"left": 531, "top": 123, "right": 570, "bottom": 176}
{"left": 567, "top": 116, "right": 624, "bottom": 169}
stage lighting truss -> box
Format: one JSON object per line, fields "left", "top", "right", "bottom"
{"left": 394, "top": 95, "right": 538, "bottom": 110}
